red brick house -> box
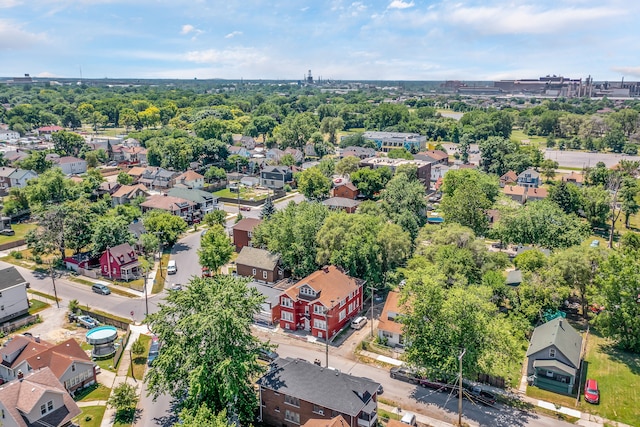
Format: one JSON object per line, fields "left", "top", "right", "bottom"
{"left": 258, "top": 357, "right": 379, "bottom": 427}
{"left": 278, "top": 266, "right": 364, "bottom": 340}
{"left": 99, "top": 243, "right": 141, "bottom": 281}
{"left": 332, "top": 182, "right": 359, "bottom": 199}
{"left": 232, "top": 218, "right": 262, "bottom": 251}
{"left": 236, "top": 246, "right": 287, "bottom": 284}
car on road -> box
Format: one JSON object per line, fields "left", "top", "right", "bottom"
{"left": 91, "top": 283, "right": 111, "bottom": 295}
{"left": 584, "top": 378, "right": 600, "bottom": 404}
{"left": 167, "top": 260, "right": 177, "bottom": 275}
{"left": 170, "top": 283, "right": 182, "bottom": 291}
{"left": 240, "top": 206, "right": 251, "bottom": 211}
{"left": 77, "top": 315, "right": 99, "bottom": 329}
{"left": 351, "top": 316, "right": 367, "bottom": 330}
{"left": 147, "top": 337, "right": 160, "bottom": 366}
{"left": 468, "top": 385, "right": 496, "bottom": 405}
{"left": 400, "top": 412, "right": 417, "bottom": 426}
{"left": 390, "top": 366, "right": 421, "bottom": 384}
{"left": 258, "top": 349, "right": 279, "bottom": 362}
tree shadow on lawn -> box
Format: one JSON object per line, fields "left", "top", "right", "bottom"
{"left": 597, "top": 340, "right": 640, "bottom": 376}
{"left": 113, "top": 407, "right": 142, "bottom": 425}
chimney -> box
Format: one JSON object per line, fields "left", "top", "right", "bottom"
{"left": 35, "top": 336, "right": 40, "bottom": 343}
{"left": 17, "top": 370, "right": 23, "bottom": 381}
{"left": 322, "top": 266, "right": 330, "bottom": 273}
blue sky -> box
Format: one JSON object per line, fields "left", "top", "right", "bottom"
{"left": 1, "top": 0, "right": 639, "bottom": 81}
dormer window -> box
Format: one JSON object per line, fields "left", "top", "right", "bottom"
{"left": 300, "top": 286, "right": 315, "bottom": 297}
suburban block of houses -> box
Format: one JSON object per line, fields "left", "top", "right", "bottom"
{"left": 278, "top": 266, "right": 364, "bottom": 340}
{"left": 257, "top": 357, "right": 380, "bottom": 427}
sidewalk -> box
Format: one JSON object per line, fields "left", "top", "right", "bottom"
{"left": 99, "top": 324, "right": 151, "bottom": 427}
{"left": 378, "top": 402, "right": 461, "bottom": 427}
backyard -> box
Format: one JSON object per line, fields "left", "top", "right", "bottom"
{"left": 0, "top": 222, "right": 36, "bottom": 245}
{"left": 214, "top": 186, "right": 271, "bottom": 201}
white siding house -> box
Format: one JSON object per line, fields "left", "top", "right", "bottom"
{"left": 0, "top": 266, "right": 30, "bottom": 324}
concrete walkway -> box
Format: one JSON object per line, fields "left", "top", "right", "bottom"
{"left": 378, "top": 402, "right": 462, "bottom": 427}
{"left": 99, "top": 324, "right": 152, "bottom": 427}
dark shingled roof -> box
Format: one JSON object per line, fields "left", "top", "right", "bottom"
{"left": 236, "top": 247, "right": 280, "bottom": 271}
{"left": 526, "top": 317, "right": 582, "bottom": 369}
{"left": 0, "top": 266, "right": 28, "bottom": 291}
{"left": 258, "top": 357, "right": 379, "bottom": 417}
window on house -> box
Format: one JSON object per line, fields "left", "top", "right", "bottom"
{"left": 72, "top": 364, "right": 75, "bottom": 372}
{"left": 339, "top": 299, "right": 346, "bottom": 307}
{"left": 313, "top": 405, "right": 324, "bottom": 415}
{"left": 549, "top": 349, "right": 556, "bottom": 358}
{"left": 313, "top": 319, "right": 326, "bottom": 330}
{"left": 313, "top": 305, "right": 325, "bottom": 314}
{"left": 339, "top": 310, "right": 346, "bottom": 321}
{"left": 47, "top": 401, "right": 53, "bottom": 412}
{"left": 546, "top": 370, "right": 554, "bottom": 378}
{"left": 252, "top": 268, "right": 257, "bottom": 275}
{"left": 281, "top": 311, "right": 293, "bottom": 322}
{"left": 285, "top": 410, "right": 300, "bottom": 424}
{"left": 41, "top": 404, "right": 46, "bottom": 415}
{"left": 275, "top": 406, "right": 280, "bottom": 412}
{"left": 263, "top": 271, "right": 268, "bottom": 279}
{"left": 284, "top": 395, "right": 300, "bottom": 407}
{"left": 282, "top": 298, "right": 293, "bottom": 308}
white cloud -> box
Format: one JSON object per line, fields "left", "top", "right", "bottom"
{"left": 387, "top": 0, "right": 414, "bottom": 10}
{"left": 224, "top": 31, "right": 242, "bottom": 39}
{"left": 180, "top": 24, "right": 195, "bottom": 35}
{"left": 184, "top": 47, "right": 268, "bottom": 66}
{"left": 0, "top": 20, "right": 48, "bottom": 49}
{"left": 448, "top": 4, "right": 623, "bottom": 34}
{"left": 0, "top": 0, "right": 22, "bottom": 8}
{"left": 611, "top": 66, "right": 640, "bottom": 78}
{"left": 35, "top": 71, "right": 59, "bottom": 77}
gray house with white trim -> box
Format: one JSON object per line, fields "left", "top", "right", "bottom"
{"left": 526, "top": 317, "right": 583, "bottom": 395}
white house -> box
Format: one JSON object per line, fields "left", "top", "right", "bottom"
{"left": 53, "top": 156, "right": 87, "bottom": 175}
{"left": 377, "top": 291, "right": 405, "bottom": 347}
{"left": 9, "top": 168, "right": 38, "bottom": 189}
{"left": 0, "top": 266, "right": 30, "bottom": 324}
{"left": 430, "top": 164, "right": 450, "bottom": 181}
{"left": 174, "top": 170, "right": 205, "bottom": 189}
{"left": 0, "top": 129, "right": 20, "bottom": 141}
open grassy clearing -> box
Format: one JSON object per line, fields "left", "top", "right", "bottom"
{"left": 74, "top": 405, "right": 106, "bottom": 427}
{"left": 0, "top": 223, "right": 37, "bottom": 245}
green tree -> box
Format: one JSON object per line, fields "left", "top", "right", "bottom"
{"left": 24, "top": 168, "right": 80, "bottom": 208}
{"left": 540, "top": 159, "right": 559, "bottom": 182}
{"left": 296, "top": 167, "right": 331, "bottom": 200}
{"left": 143, "top": 210, "right": 188, "bottom": 247}
{"left": 117, "top": 171, "right": 134, "bottom": 185}
{"left": 581, "top": 185, "right": 611, "bottom": 228}
{"left": 595, "top": 250, "right": 640, "bottom": 352}
{"left": 335, "top": 156, "right": 361, "bottom": 176}
{"left": 350, "top": 167, "right": 391, "bottom": 199}
{"left": 253, "top": 202, "right": 329, "bottom": 277}
{"left": 107, "top": 383, "right": 138, "bottom": 423}
{"left": 548, "top": 181, "right": 582, "bottom": 215}
{"left": 494, "top": 200, "right": 589, "bottom": 249}
{"left": 401, "top": 265, "right": 523, "bottom": 379}
{"left": 204, "top": 166, "right": 227, "bottom": 183}
{"left": 16, "top": 150, "right": 53, "bottom": 174}
{"left": 620, "top": 177, "right": 640, "bottom": 228}
{"left": 260, "top": 197, "right": 276, "bottom": 220}
{"left": 52, "top": 130, "right": 86, "bottom": 157}
{"left": 131, "top": 336, "right": 145, "bottom": 359}
{"left": 91, "top": 215, "right": 136, "bottom": 256}
{"left": 380, "top": 173, "right": 426, "bottom": 220}
{"left": 120, "top": 108, "right": 140, "bottom": 131}
{"left": 198, "top": 224, "right": 234, "bottom": 275}
{"left": 387, "top": 148, "right": 413, "bottom": 160}
{"left": 203, "top": 210, "right": 227, "bottom": 227}
{"left": 441, "top": 169, "right": 500, "bottom": 203}
{"left": 441, "top": 179, "right": 492, "bottom": 236}
{"left": 320, "top": 116, "right": 344, "bottom": 145}
{"left": 145, "top": 275, "right": 268, "bottom": 423}
{"left": 179, "top": 407, "right": 234, "bottom": 427}
{"left": 25, "top": 205, "right": 68, "bottom": 260}
{"left": 317, "top": 158, "right": 335, "bottom": 178}
{"left": 280, "top": 153, "right": 296, "bottom": 167}
{"left": 513, "top": 249, "right": 547, "bottom": 272}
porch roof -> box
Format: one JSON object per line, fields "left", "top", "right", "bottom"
{"left": 533, "top": 359, "right": 577, "bottom": 377}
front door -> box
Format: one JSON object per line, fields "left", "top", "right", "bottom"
{"left": 304, "top": 317, "right": 310, "bottom": 331}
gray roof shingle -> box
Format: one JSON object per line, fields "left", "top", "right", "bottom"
{"left": 526, "top": 317, "right": 582, "bottom": 369}
{"left": 0, "top": 266, "right": 28, "bottom": 291}
{"left": 236, "top": 247, "right": 280, "bottom": 271}
{"left": 258, "top": 357, "right": 379, "bottom": 416}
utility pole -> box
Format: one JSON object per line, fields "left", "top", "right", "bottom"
{"left": 50, "top": 263, "right": 60, "bottom": 309}
{"left": 237, "top": 160, "right": 241, "bottom": 216}
{"left": 144, "top": 267, "right": 149, "bottom": 316}
{"left": 458, "top": 348, "right": 466, "bottom": 427}
{"left": 325, "top": 300, "right": 334, "bottom": 368}
{"left": 370, "top": 280, "right": 374, "bottom": 338}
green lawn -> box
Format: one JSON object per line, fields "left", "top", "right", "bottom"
{"left": 214, "top": 187, "right": 269, "bottom": 201}
{"left": 580, "top": 331, "right": 640, "bottom": 425}
{"left": 130, "top": 334, "right": 151, "bottom": 381}
{"left": 0, "top": 223, "right": 37, "bottom": 245}
{"left": 74, "top": 405, "right": 106, "bottom": 427}
{"left": 74, "top": 384, "right": 112, "bottom": 402}
{"left": 511, "top": 129, "right": 547, "bottom": 148}
{"left": 28, "top": 299, "right": 50, "bottom": 314}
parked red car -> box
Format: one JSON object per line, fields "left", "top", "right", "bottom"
{"left": 584, "top": 379, "right": 600, "bottom": 404}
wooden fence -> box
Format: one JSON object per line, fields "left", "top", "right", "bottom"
{"left": 0, "top": 314, "right": 40, "bottom": 334}
{"left": 113, "top": 326, "right": 132, "bottom": 368}
{"left": 0, "top": 239, "right": 26, "bottom": 252}
{"left": 477, "top": 373, "right": 506, "bottom": 389}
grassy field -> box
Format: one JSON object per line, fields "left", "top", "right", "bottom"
{"left": 0, "top": 223, "right": 37, "bottom": 245}
{"left": 130, "top": 334, "right": 151, "bottom": 381}
{"left": 214, "top": 187, "right": 269, "bottom": 201}
{"left": 74, "top": 406, "right": 106, "bottom": 427}
{"left": 511, "top": 129, "right": 547, "bottom": 148}
{"left": 580, "top": 331, "right": 640, "bottom": 425}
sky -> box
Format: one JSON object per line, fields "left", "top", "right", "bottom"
{"left": 1, "top": 0, "right": 639, "bottom": 82}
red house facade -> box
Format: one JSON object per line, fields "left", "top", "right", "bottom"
{"left": 332, "top": 182, "right": 359, "bottom": 199}
{"left": 99, "top": 243, "right": 141, "bottom": 281}
{"left": 278, "top": 266, "right": 365, "bottom": 340}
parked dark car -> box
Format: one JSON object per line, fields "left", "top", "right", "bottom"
{"left": 258, "top": 349, "right": 279, "bottom": 362}
{"left": 147, "top": 338, "right": 160, "bottom": 366}
{"left": 468, "top": 386, "right": 496, "bottom": 405}
{"left": 390, "top": 366, "right": 421, "bottom": 384}
{"left": 91, "top": 283, "right": 111, "bottom": 295}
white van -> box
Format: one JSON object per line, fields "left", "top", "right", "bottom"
{"left": 351, "top": 316, "right": 367, "bottom": 330}
{"left": 400, "top": 412, "right": 417, "bottom": 427}
{"left": 167, "top": 260, "right": 177, "bottom": 275}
